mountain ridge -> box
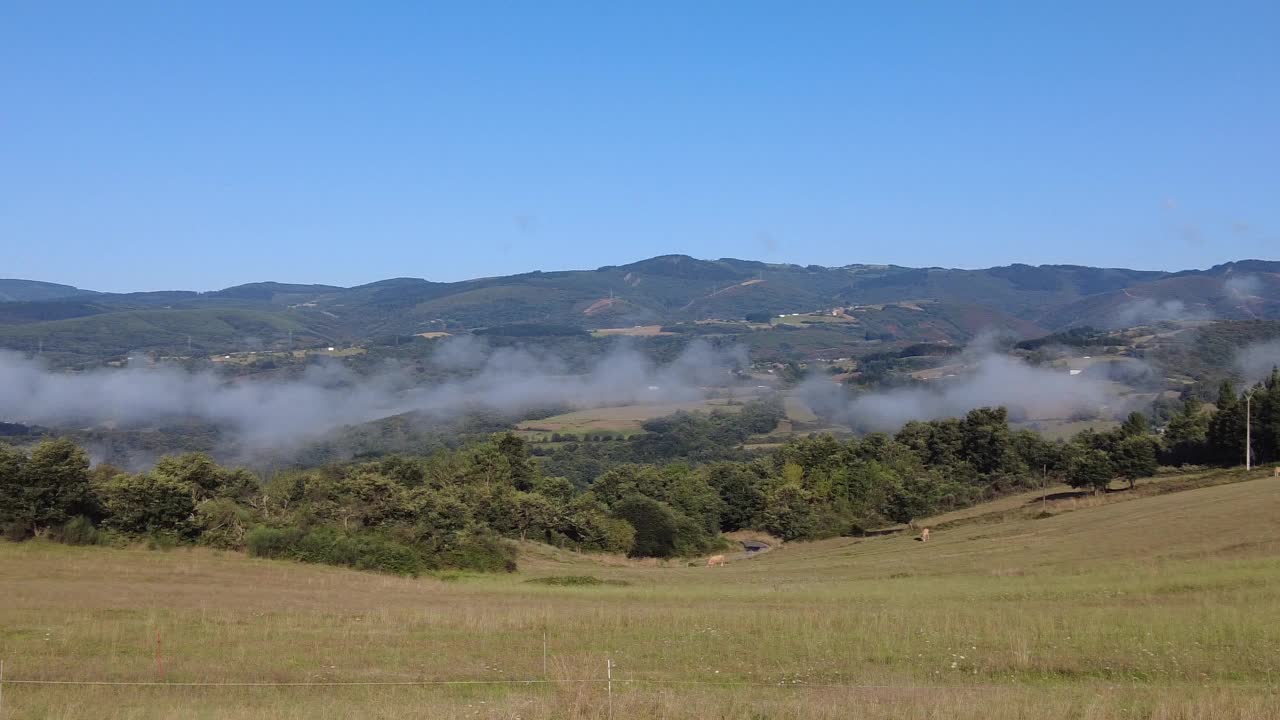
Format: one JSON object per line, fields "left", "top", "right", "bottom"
{"left": 2, "top": 256, "right": 1276, "bottom": 363}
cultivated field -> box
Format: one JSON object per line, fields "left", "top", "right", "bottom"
{"left": 2, "top": 467, "right": 1278, "bottom": 719}
{"left": 516, "top": 399, "right": 744, "bottom": 436}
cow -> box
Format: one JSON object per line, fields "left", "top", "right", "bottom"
{"left": 920, "top": 528, "right": 930, "bottom": 543}
{"left": 706, "top": 554, "right": 726, "bottom": 567}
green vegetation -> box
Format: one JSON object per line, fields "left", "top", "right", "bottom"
{"left": 12, "top": 375, "right": 1274, "bottom": 578}
{"left": 6, "top": 257, "right": 1275, "bottom": 367}
{"left": 1, "top": 466, "right": 1277, "bottom": 719}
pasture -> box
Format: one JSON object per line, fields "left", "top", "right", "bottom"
{"left": 516, "top": 398, "right": 744, "bottom": 436}
{"left": 2, "top": 467, "right": 1278, "bottom": 719}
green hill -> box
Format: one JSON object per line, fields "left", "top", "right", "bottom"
{"left": 2, "top": 256, "right": 1277, "bottom": 363}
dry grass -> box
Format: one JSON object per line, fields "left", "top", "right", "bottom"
{"left": 515, "top": 399, "right": 741, "bottom": 435}
{"left": 3, "top": 467, "right": 1279, "bottom": 718}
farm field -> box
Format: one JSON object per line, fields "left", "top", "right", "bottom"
{"left": 516, "top": 398, "right": 746, "bottom": 436}
{"left": 2, "top": 466, "right": 1278, "bottom": 719}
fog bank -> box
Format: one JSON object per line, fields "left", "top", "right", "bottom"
{"left": 0, "top": 339, "right": 747, "bottom": 454}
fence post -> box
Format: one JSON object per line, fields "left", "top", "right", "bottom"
{"left": 1, "top": 658, "right": 6, "bottom": 720}
{"left": 542, "top": 627, "right": 548, "bottom": 680}
{"left": 607, "top": 658, "right": 613, "bottom": 720}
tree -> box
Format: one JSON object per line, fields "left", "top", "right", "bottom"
{"left": 960, "top": 407, "right": 1023, "bottom": 478}
{"left": 1206, "top": 381, "right": 1247, "bottom": 465}
{"left": 1066, "top": 448, "right": 1113, "bottom": 493}
{"left": 6, "top": 439, "right": 95, "bottom": 537}
{"left": 510, "top": 491, "right": 557, "bottom": 541}
{"left": 1162, "top": 399, "right": 1209, "bottom": 465}
{"left": 98, "top": 472, "right": 196, "bottom": 537}
{"left": 703, "top": 462, "right": 766, "bottom": 531}
{"left": 152, "top": 453, "right": 226, "bottom": 502}
{"left": 759, "top": 482, "right": 817, "bottom": 541}
{"left": 883, "top": 473, "right": 947, "bottom": 525}
{"left": 0, "top": 443, "right": 29, "bottom": 536}
{"left": 1112, "top": 435, "right": 1158, "bottom": 489}
{"left": 611, "top": 495, "right": 678, "bottom": 558}
{"left": 1252, "top": 369, "right": 1280, "bottom": 463}
{"left": 1119, "top": 411, "right": 1150, "bottom": 438}
{"left": 496, "top": 433, "right": 537, "bottom": 491}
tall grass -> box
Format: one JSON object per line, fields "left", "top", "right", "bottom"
{"left": 2, "top": 469, "right": 1278, "bottom": 718}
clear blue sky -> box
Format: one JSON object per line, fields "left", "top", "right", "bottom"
{"left": 2, "top": 2, "right": 1277, "bottom": 292}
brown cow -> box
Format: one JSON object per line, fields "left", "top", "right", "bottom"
{"left": 706, "top": 554, "right": 726, "bottom": 567}
{"left": 920, "top": 528, "right": 930, "bottom": 543}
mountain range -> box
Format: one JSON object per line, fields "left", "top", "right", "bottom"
{"left": 2, "top": 256, "right": 1277, "bottom": 363}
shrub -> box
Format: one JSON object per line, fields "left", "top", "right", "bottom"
{"left": 60, "top": 515, "right": 100, "bottom": 545}
{"left": 246, "top": 526, "right": 425, "bottom": 576}
{"left": 524, "top": 575, "right": 629, "bottom": 587}
{"left": 437, "top": 534, "right": 517, "bottom": 573}
{"left": 612, "top": 495, "right": 678, "bottom": 558}
{"left": 98, "top": 473, "right": 196, "bottom": 538}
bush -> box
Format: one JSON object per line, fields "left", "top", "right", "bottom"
{"left": 59, "top": 515, "right": 100, "bottom": 545}
{"left": 437, "top": 534, "right": 517, "bottom": 573}
{"left": 612, "top": 495, "right": 678, "bottom": 558}
{"left": 246, "top": 526, "right": 425, "bottom": 576}
{"left": 524, "top": 575, "right": 629, "bottom": 587}
{"left": 3, "top": 521, "right": 30, "bottom": 542}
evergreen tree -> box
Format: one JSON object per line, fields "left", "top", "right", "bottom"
{"left": 1207, "top": 381, "right": 1247, "bottom": 465}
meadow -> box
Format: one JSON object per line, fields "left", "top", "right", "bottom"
{"left": 2, "top": 467, "right": 1278, "bottom": 719}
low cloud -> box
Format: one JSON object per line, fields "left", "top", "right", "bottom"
{"left": 1224, "top": 274, "right": 1261, "bottom": 298}
{"left": 1112, "top": 298, "right": 1209, "bottom": 328}
{"left": 1237, "top": 340, "right": 1280, "bottom": 385}
{"left": 799, "top": 350, "right": 1130, "bottom": 433}
{"left": 0, "top": 339, "right": 747, "bottom": 459}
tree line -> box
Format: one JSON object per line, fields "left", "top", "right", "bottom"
{"left": 2, "top": 373, "right": 1275, "bottom": 575}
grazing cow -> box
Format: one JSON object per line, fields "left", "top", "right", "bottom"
{"left": 707, "top": 554, "right": 726, "bottom": 567}
{"left": 920, "top": 528, "right": 930, "bottom": 543}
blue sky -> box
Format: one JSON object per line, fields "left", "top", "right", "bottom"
{"left": 2, "top": 2, "right": 1277, "bottom": 292}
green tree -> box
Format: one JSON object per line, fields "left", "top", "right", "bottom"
{"left": 612, "top": 495, "right": 679, "bottom": 558}
{"left": 1066, "top": 448, "right": 1113, "bottom": 493}
{"left": 1252, "top": 369, "right": 1280, "bottom": 463}
{"left": 702, "top": 462, "right": 766, "bottom": 531}
{"left": 883, "top": 473, "right": 947, "bottom": 525}
{"left": 496, "top": 432, "right": 537, "bottom": 491}
{"left": 759, "top": 482, "right": 817, "bottom": 541}
{"left": 1119, "top": 411, "right": 1150, "bottom": 437}
{"left": 5, "top": 439, "right": 95, "bottom": 537}
{"left": 510, "top": 491, "right": 557, "bottom": 541}
{"left": 1112, "top": 435, "right": 1158, "bottom": 489}
{"left": 960, "top": 407, "right": 1023, "bottom": 478}
{"left": 98, "top": 472, "right": 196, "bottom": 537}
{"left": 1162, "top": 399, "right": 1209, "bottom": 465}
{"left": 1206, "top": 381, "right": 1247, "bottom": 465}
{"left": 0, "top": 443, "right": 29, "bottom": 537}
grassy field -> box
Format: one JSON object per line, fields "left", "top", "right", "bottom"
{"left": 2, "top": 467, "right": 1279, "bottom": 719}
{"left": 515, "top": 399, "right": 744, "bottom": 436}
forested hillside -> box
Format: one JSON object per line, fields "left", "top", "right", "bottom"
{"left": 3, "top": 257, "right": 1277, "bottom": 366}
